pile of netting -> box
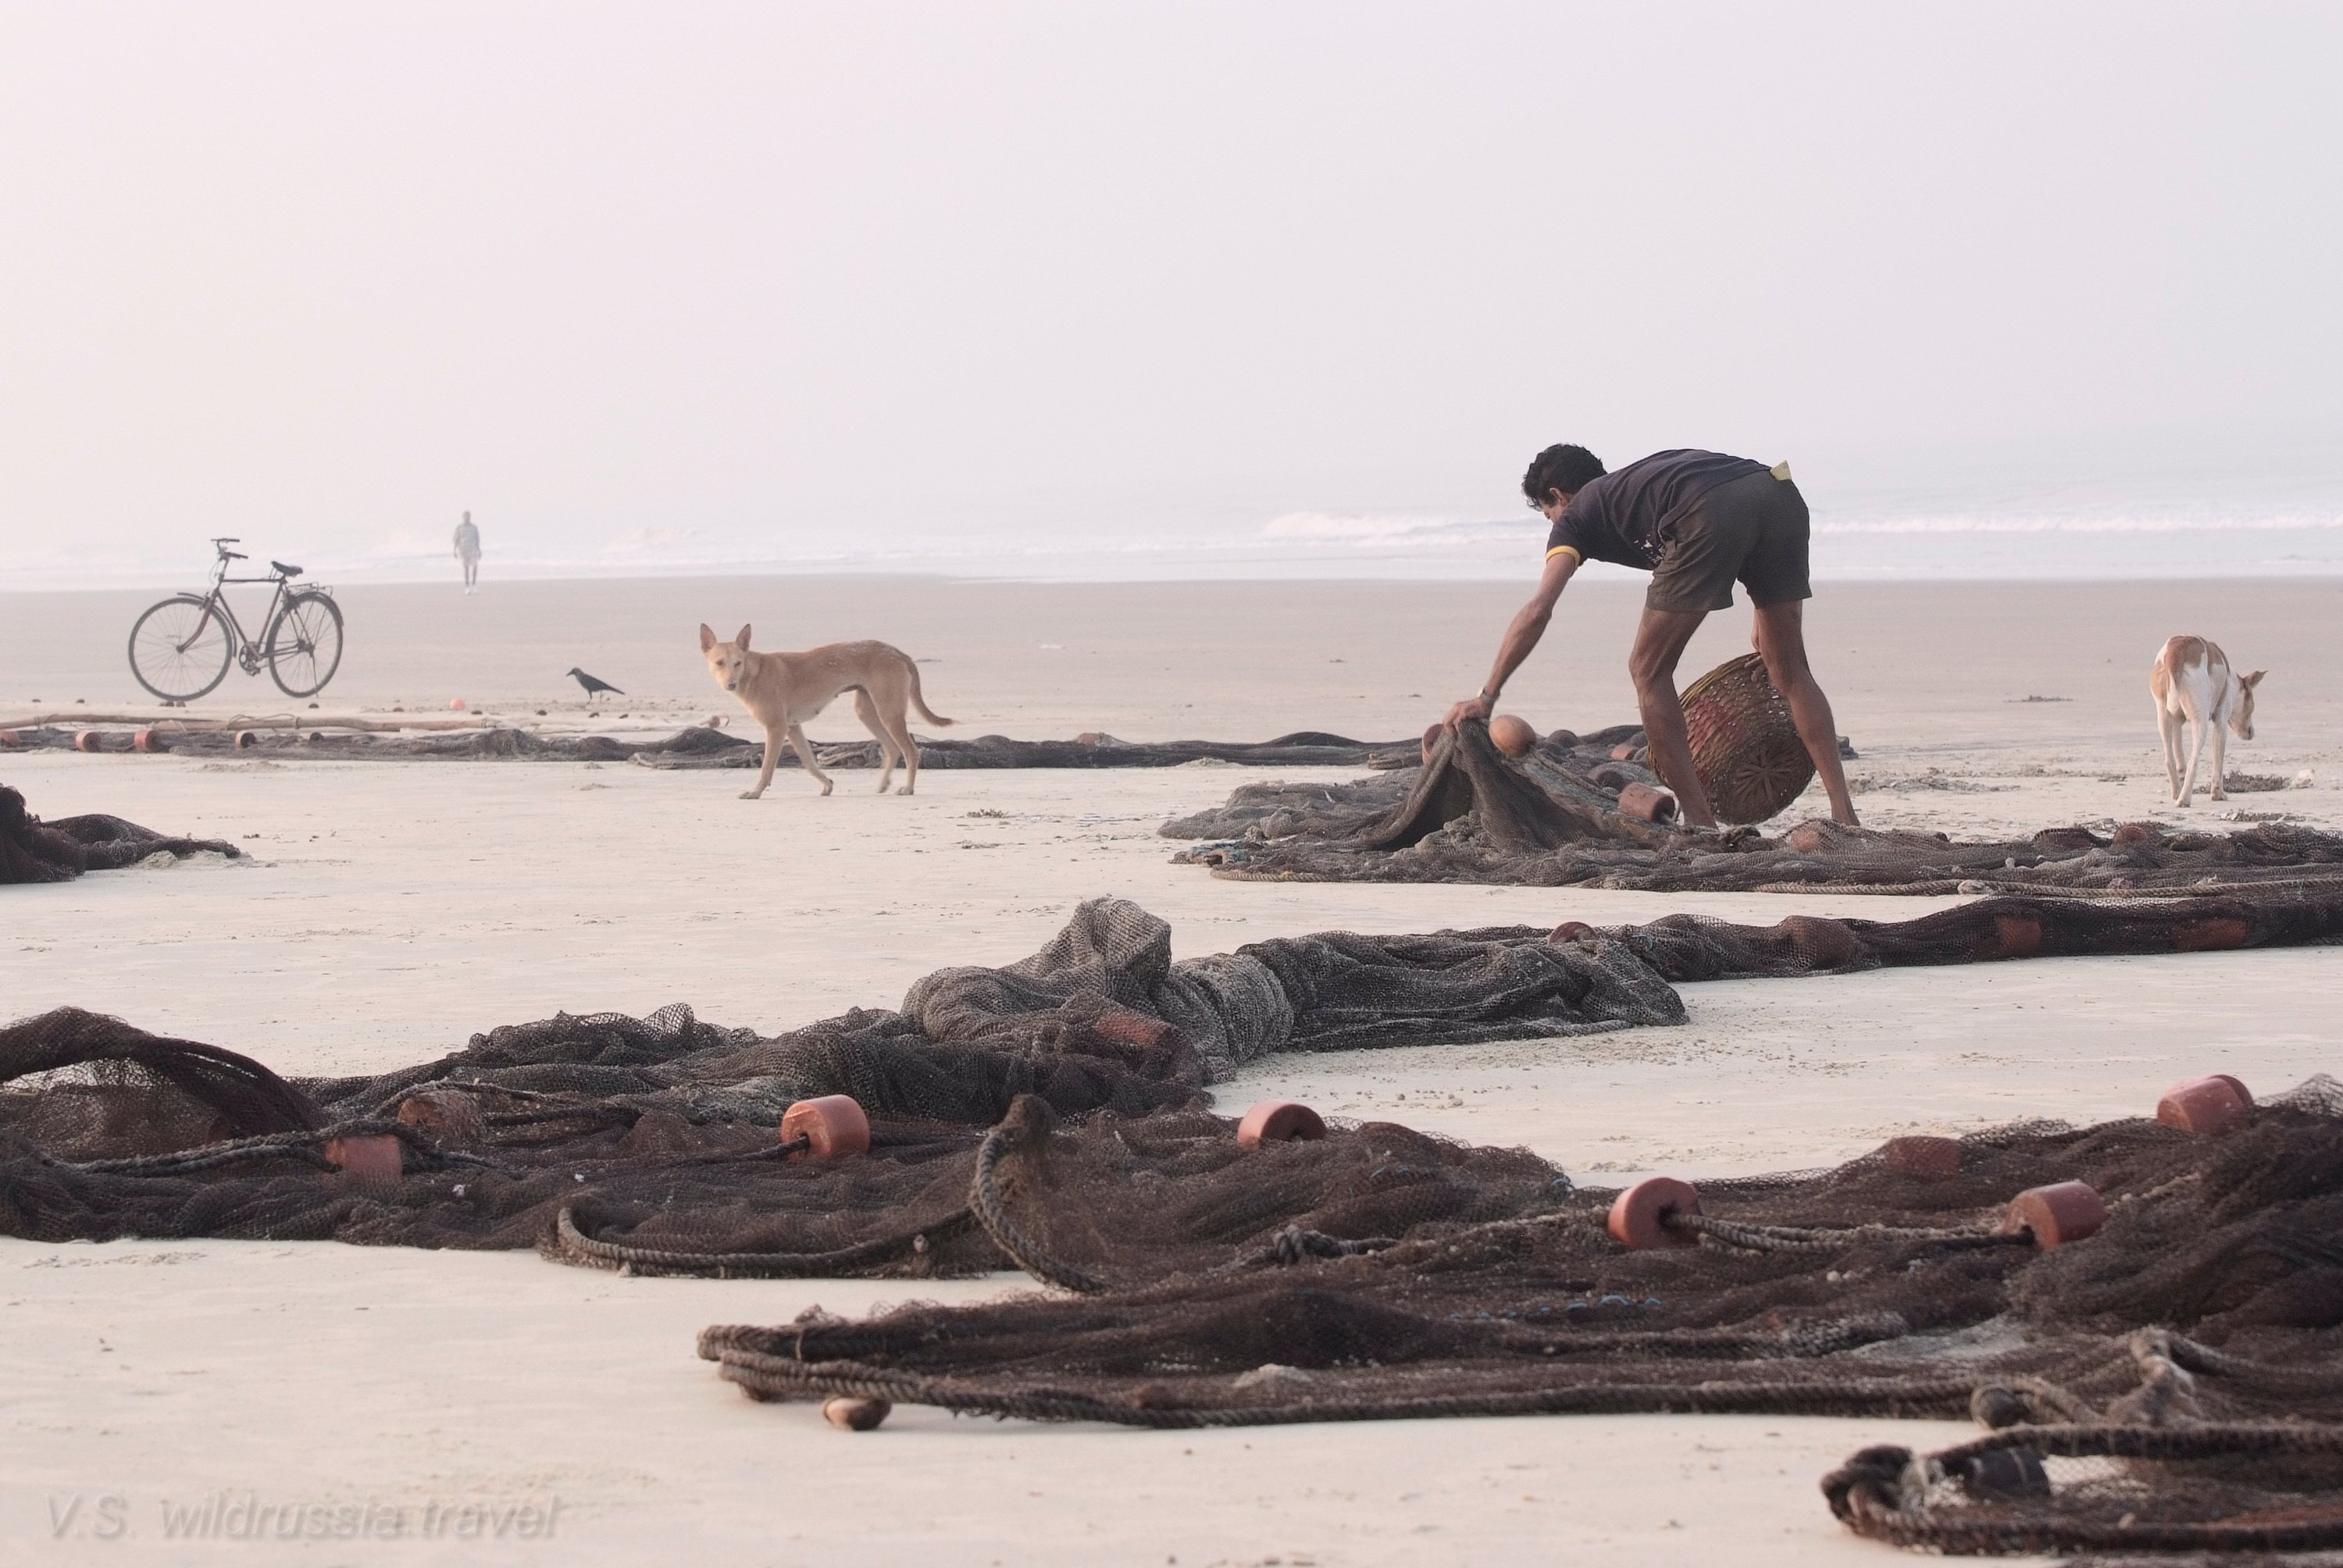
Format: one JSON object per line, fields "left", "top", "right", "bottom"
{"left": 0, "top": 783, "right": 242, "bottom": 884}
{"left": 705, "top": 1079, "right": 2343, "bottom": 1559}
{"left": 9, "top": 893, "right": 2343, "bottom": 1554}
{"left": 1164, "top": 720, "right": 2343, "bottom": 895}
{"left": 5, "top": 891, "right": 2342, "bottom": 1266}
{"left": 9, "top": 723, "right": 1419, "bottom": 769}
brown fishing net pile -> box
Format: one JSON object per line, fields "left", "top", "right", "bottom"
{"left": 1164, "top": 719, "right": 2343, "bottom": 896}
{"left": 701, "top": 1080, "right": 2343, "bottom": 1560}
{"left": 9, "top": 724, "right": 1419, "bottom": 769}
{"left": 9, "top": 893, "right": 2343, "bottom": 1556}
{"left": 0, "top": 783, "right": 242, "bottom": 884}
{"left": 5, "top": 889, "right": 2340, "bottom": 1261}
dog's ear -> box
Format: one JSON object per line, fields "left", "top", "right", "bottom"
{"left": 736, "top": 625, "right": 752, "bottom": 650}
{"left": 2245, "top": 669, "right": 2266, "bottom": 688}
{"left": 697, "top": 623, "right": 717, "bottom": 652}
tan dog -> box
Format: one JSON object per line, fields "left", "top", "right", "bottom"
{"left": 698, "top": 624, "right": 954, "bottom": 799}
{"left": 2151, "top": 635, "right": 2266, "bottom": 807}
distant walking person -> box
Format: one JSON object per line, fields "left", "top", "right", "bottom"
{"left": 454, "top": 512, "right": 482, "bottom": 593}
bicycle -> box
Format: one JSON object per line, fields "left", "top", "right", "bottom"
{"left": 127, "top": 539, "right": 345, "bottom": 703}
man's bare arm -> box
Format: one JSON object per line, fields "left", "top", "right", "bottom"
{"left": 1446, "top": 551, "right": 1578, "bottom": 728}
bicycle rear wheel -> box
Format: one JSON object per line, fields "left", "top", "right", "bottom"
{"left": 128, "top": 594, "right": 234, "bottom": 702}
{"left": 266, "top": 590, "right": 344, "bottom": 697}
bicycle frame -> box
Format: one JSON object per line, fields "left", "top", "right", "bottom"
{"left": 192, "top": 540, "right": 296, "bottom": 675}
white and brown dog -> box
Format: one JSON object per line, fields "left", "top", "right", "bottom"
{"left": 699, "top": 624, "right": 954, "bottom": 799}
{"left": 2150, "top": 636, "right": 2266, "bottom": 807}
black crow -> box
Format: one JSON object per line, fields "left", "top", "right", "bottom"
{"left": 566, "top": 667, "right": 624, "bottom": 699}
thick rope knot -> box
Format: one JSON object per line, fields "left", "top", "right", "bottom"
{"left": 1819, "top": 1444, "right": 1917, "bottom": 1523}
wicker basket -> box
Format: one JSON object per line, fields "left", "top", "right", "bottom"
{"left": 1681, "top": 652, "right": 1813, "bottom": 825}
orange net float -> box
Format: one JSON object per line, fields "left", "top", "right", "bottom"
{"left": 1615, "top": 782, "right": 1678, "bottom": 825}
{"left": 234, "top": 730, "right": 259, "bottom": 750}
{"left": 73, "top": 730, "right": 103, "bottom": 753}
{"left": 1420, "top": 723, "right": 1443, "bottom": 764}
{"left": 1547, "top": 921, "right": 1595, "bottom": 944}
{"left": 1776, "top": 914, "right": 1860, "bottom": 970}
{"left": 323, "top": 1133, "right": 405, "bottom": 1193}
{"left": 1881, "top": 1135, "right": 1963, "bottom": 1178}
{"left": 1087, "top": 1007, "right": 1175, "bottom": 1049}
{"left": 1236, "top": 1100, "right": 1326, "bottom": 1148}
{"left": 1607, "top": 1176, "right": 1703, "bottom": 1250}
{"left": 823, "top": 1396, "right": 891, "bottom": 1431}
{"left": 0, "top": 729, "right": 23, "bottom": 747}
{"left": 2156, "top": 1074, "right": 2253, "bottom": 1136}
{"left": 1999, "top": 1181, "right": 2106, "bottom": 1249}
{"left": 133, "top": 728, "right": 171, "bottom": 754}
{"left": 2173, "top": 918, "right": 2250, "bottom": 953}
{"left": 779, "top": 1095, "right": 871, "bottom": 1160}
{"left": 1489, "top": 715, "right": 1536, "bottom": 757}
{"left": 396, "top": 1088, "right": 487, "bottom": 1150}
{"left": 1973, "top": 914, "right": 2045, "bottom": 962}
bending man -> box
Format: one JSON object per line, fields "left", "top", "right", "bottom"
{"left": 1449, "top": 444, "right": 1858, "bottom": 829}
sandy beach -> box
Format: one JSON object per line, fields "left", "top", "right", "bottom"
{"left": 5, "top": 574, "right": 2341, "bottom": 1565}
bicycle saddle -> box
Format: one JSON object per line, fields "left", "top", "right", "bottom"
{"left": 272, "top": 560, "right": 303, "bottom": 578}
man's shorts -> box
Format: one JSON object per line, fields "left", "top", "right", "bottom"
{"left": 1645, "top": 468, "right": 1812, "bottom": 615}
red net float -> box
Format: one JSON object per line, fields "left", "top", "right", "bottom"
{"left": 2109, "top": 821, "right": 2162, "bottom": 849}
{"left": 2156, "top": 1074, "right": 2253, "bottom": 1136}
{"left": 1548, "top": 921, "right": 1595, "bottom": 944}
{"left": 133, "top": 728, "right": 171, "bottom": 754}
{"left": 396, "top": 1088, "right": 487, "bottom": 1149}
{"left": 822, "top": 1396, "right": 891, "bottom": 1431}
{"left": 2173, "top": 918, "right": 2249, "bottom": 953}
{"left": 1778, "top": 914, "right": 1859, "bottom": 970}
{"left": 1882, "top": 1135, "right": 1963, "bottom": 1178}
{"left": 1236, "top": 1100, "right": 1327, "bottom": 1148}
{"left": 1609, "top": 741, "right": 1640, "bottom": 761}
{"left": 324, "top": 1133, "right": 405, "bottom": 1192}
{"left": 780, "top": 1095, "right": 870, "bottom": 1160}
{"left": 448, "top": 698, "right": 468, "bottom": 711}
{"left": 1616, "top": 782, "right": 1678, "bottom": 824}
{"left": 2000, "top": 1181, "right": 2106, "bottom": 1249}
{"left": 1607, "top": 1176, "right": 1702, "bottom": 1250}
{"left": 1974, "top": 914, "right": 2045, "bottom": 962}
{"left": 1088, "top": 1007, "right": 1175, "bottom": 1049}
{"left": 73, "top": 730, "right": 103, "bottom": 753}
{"left": 1489, "top": 715, "right": 1535, "bottom": 757}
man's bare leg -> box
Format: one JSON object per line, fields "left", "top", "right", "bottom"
{"left": 1627, "top": 607, "right": 1717, "bottom": 828}
{"left": 1752, "top": 599, "right": 1859, "bottom": 826}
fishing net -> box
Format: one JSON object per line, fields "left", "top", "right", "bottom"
{"left": 1164, "top": 720, "right": 2343, "bottom": 895}
{"left": 698, "top": 1080, "right": 2343, "bottom": 1561}
{"left": 0, "top": 783, "right": 243, "bottom": 884}
{"left": 10, "top": 893, "right": 2343, "bottom": 1552}
{"left": 5, "top": 890, "right": 2341, "bottom": 1265}
{"left": 5, "top": 724, "right": 1421, "bottom": 770}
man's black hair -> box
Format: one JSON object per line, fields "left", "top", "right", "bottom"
{"left": 1521, "top": 444, "right": 1606, "bottom": 508}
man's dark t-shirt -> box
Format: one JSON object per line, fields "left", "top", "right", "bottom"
{"left": 1544, "top": 449, "right": 1769, "bottom": 570}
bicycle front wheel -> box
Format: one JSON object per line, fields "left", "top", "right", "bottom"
{"left": 266, "top": 590, "right": 344, "bottom": 697}
{"left": 128, "top": 594, "right": 234, "bottom": 702}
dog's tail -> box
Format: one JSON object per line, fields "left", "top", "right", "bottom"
{"left": 907, "top": 660, "right": 955, "bottom": 727}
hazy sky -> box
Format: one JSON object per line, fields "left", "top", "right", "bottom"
{"left": 3, "top": 2, "right": 2339, "bottom": 579}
